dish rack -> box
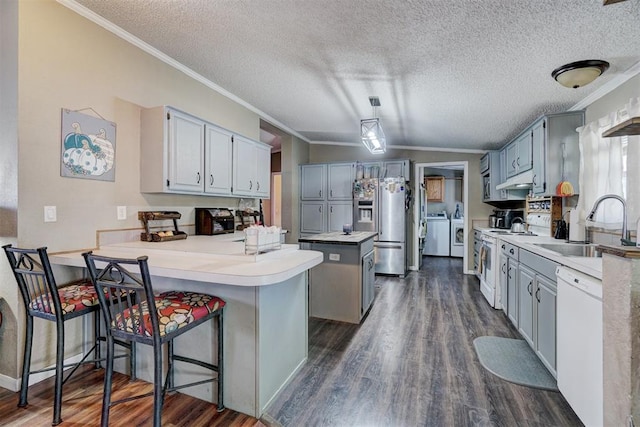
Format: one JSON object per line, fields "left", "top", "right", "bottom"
{"left": 138, "top": 211, "right": 188, "bottom": 242}
{"left": 244, "top": 226, "right": 282, "bottom": 255}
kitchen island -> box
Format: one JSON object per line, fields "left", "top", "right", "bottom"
{"left": 299, "top": 231, "right": 377, "bottom": 324}
{"left": 49, "top": 236, "right": 323, "bottom": 418}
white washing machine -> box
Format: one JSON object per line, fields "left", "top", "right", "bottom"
{"left": 424, "top": 214, "right": 450, "bottom": 256}
{"left": 450, "top": 218, "right": 464, "bottom": 257}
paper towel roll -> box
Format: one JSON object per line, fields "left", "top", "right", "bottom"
{"left": 569, "top": 208, "right": 585, "bottom": 241}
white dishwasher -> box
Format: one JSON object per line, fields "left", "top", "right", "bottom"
{"left": 556, "top": 266, "right": 603, "bottom": 427}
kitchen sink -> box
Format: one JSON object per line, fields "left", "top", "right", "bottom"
{"left": 533, "top": 243, "right": 602, "bottom": 258}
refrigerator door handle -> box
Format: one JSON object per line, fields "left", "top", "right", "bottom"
{"left": 375, "top": 243, "right": 403, "bottom": 250}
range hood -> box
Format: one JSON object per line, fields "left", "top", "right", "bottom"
{"left": 496, "top": 170, "right": 534, "bottom": 190}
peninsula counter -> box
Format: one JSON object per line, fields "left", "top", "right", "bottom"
{"left": 49, "top": 236, "right": 323, "bottom": 418}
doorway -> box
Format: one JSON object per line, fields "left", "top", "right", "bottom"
{"left": 411, "top": 161, "right": 469, "bottom": 273}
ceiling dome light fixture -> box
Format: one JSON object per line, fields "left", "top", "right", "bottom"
{"left": 551, "top": 60, "right": 610, "bottom": 89}
{"left": 361, "top": 96, "right": 386, "bottom": 154}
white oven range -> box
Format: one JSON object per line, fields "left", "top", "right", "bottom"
{"left": 479, "top": 232, "right": 500, "bottom": 309}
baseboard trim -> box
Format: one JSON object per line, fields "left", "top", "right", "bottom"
{"left": 0, "top": 353, "right": 85, "bottom": 392}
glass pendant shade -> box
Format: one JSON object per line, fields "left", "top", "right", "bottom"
{"left": 552, "top": 60, "right": 609, "bottom": 89}
{"left": 361, "top": 118, "right": 386, "bottom": 154}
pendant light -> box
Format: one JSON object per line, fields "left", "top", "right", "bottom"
{"left": 361, "top": 96, "right": 386, "bottom": 154}
{"left": 551, "top": 60, "right": 610, "bottom": 89}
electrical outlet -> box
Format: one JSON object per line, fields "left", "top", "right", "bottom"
{"left": 329, "top": 253, "right": 340, "bottom": 261}
{"left": 44, "top": 206, "right": 57, "bottom": 223}
{"left": 117, "top": 206, "right": 127, "bottom": 220}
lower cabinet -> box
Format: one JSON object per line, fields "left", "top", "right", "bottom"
{"left": 361, "top": 250, "right": 375, "bottom": 317}
{"left": 518, "top": 265, "right": 535, "bottom": 346}
{"left": 506, "top": 258, "right": 519, "bottom": 327}
{"left": 499, "top": 241, "right": 520, "bottom": 328}
{"left": 518, "top": 249, "right": 559, "bottom": 376}
{"left": 535, "top": 275, "right": 557, "bottom": 374}
{"left": 498, "top": 240, "right": 520, "bottom": 328}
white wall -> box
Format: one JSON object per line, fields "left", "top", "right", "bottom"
{"left": 18, "top": 1, "right": 264, "bottom": 253}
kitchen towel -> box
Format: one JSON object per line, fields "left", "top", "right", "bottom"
{"left": 569, "top": 208, "right": 585, "bottom": 242}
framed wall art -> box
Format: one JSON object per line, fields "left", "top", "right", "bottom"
{"left": 60, "top": 108, "right": 116, "bottom": 181}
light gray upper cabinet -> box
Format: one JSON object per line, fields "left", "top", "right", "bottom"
{"left": 328, "top": 163, "right": 354, "bottom": 200}
{"left": 232, "top": 134, "right": 271, "bottom": 198}
{"left": 140, "top": 105, "right": 270, "bottom": 198}
{"left": 506, "top": 132, "right": 532, "bottom": 178}
{"left": 530, "top": 112, "right": 585, "bottom": 196}
{"left": 301, "top": 164, "right": 326, "bottom": 200}
{"left": 481, "top": 151, "right": 503, "bottom": 202}
{"left": 531, "top": 119, "right": 545, "bottom": 194}
{"left": 383, "top": 159, "right": 410, "bottom": 179}
{"left": 300, "top": 162, "right": 354, "bottom": 235}
{"left": 141, "top": 106, "right": 205, "bottom": 194}
{"left": 205, "top": 124, "right": 233, "bottom": 195}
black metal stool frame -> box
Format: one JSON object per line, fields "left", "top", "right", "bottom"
{"left": 83, "top": 252, "right": 224, "bottom": 427}
{"left": 3, "top": 244, "right": 135, "bottom": 426}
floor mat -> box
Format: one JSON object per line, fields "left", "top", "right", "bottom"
{"left": 473, "top": 336, "right": 558, "bottom": 392}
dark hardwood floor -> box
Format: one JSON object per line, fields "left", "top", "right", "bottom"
{"left": 264, "top": 256, "right": 582, "bottom": 427}
{"left": 0, "top": 363, "right": 264, "bottom": 426}
{"left": 0, "top": 257, "right": 581, "bottom": 426}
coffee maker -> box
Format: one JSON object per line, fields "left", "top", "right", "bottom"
{"left": 493, "top": 209, "right": 524, "bottom": 229}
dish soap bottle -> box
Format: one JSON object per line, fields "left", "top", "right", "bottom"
{"left": 454, "top": 204, "right": 461, "bottom": 219}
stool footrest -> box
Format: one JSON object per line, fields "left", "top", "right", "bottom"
{"left": 172, "top": 354, "right": 219, "bottom": 373}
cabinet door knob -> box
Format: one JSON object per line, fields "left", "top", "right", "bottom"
{"left": 330, "top": 189, "right": 333, "bottom": 197}
{"left": 510, "top": 248, "right": 514, "bottom": 255}
{"left": 532, "top": 174, "right": 537, "bottom": 185}
{"left": 319, "top": 190, "right": 322, "bottom": 197}
{"left": 330, "top": 206, "right": 333, "bottom": 213}
{"left": 319, "top": 206, "right": 322, "bottom": 213}
{"left": 516, "top": 157, "right": 521, "bottom": 166}
{"left": 210, "top": 175, "right": 214, "bottom": 185}
{"left": 249, "top": 180, "right": 253, "bottom": 190}
{"left": 535, "top": 287, "right": 541, "bottom": 303}
{"left": 197, "top": 172, "right": 201, "bottom": 183}
{"left": 527, "top": 281, "right": 533, "bottom": 295}
{"left": 257, "top": 182, "right": 260, "bottom": 191}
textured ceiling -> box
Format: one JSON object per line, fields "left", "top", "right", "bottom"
{"left": 71, "top": 0, "right": 640, "bottom": 151}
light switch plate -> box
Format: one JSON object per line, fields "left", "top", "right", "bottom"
{"left": 117, "top": 206, "right": 127, "bottom": 220}
{"left": 44, "top": 206, "right": 57, "bottom": 222}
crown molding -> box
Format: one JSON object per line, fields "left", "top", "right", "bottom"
{"left": 570, "top": 60, "right": 640, "bottom": 111}
{"left": 56, "top": 0, "right": 310, "bottom": 143}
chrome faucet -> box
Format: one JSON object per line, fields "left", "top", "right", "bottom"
{"left": 585, "top": 194, "right": 630, "bottom": 245}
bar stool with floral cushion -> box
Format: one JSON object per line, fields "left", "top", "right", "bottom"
{"left": 83, "top": 251, "right": 225, "bottom": 427}
{"left": 2, "top": 245, "right": 135, "bottom": 426}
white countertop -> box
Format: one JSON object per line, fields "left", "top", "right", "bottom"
{"left": 298, "top": 231, "right": 377, "bottom": 245}
{"left": 50, "top": 236, "right": 323, "bottom": 287}
{"left": 475, "top": 227, "right": 602, "bottom": 280}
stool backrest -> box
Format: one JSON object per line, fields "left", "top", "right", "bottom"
{"left": 83, "top": 252, "right": 160, "bottom": 345}
{"left": 3, "top": 245, "right": 62, "bottom": 321}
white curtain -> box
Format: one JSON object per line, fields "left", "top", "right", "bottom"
{"left": 576, "top": 97, "right": 640, "bottom": 232}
